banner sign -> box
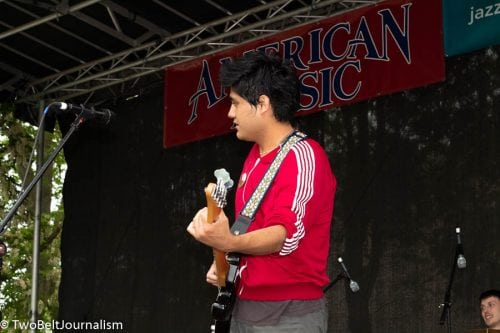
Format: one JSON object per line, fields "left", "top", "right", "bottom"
{"left": 164, "top": 0, "right": 444, "bottom": 148}
{"left": 443, "top": 0, "right": 500, "bottom": 57}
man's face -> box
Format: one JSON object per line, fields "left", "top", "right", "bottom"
{"left": 227, "top": 89, "right": 261, "bottom": 142}
{"left": 481, "top": 296, "right": 500, "bottom": 329}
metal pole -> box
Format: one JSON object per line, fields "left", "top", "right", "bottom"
{"left": 0, "top": 0, "right": 103, "bottom": 40}
{"left": 30, "top": 100, "right": 45, "bottom": 332}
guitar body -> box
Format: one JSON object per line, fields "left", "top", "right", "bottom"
{"left": 210, "top": 253, "right": 240, "bottom": 333}
{"left": 211, "top": 319, "right": 230, "bottom": 333}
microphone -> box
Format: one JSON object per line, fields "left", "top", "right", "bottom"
{"left": 455, "top": 227, "right": 466, "bottom": 269}
{"left": 338, "top": 257, "right": 360, "bottom": 292}
{"left": 52, "top": 102, "right": 115, "bottom": 125}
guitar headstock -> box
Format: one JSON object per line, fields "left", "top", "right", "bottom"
{"left": 210, "top": 168, "right": 234, "bottom": 208}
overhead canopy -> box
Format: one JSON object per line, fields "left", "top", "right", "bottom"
{"left": 0, "top": 0, "right": 378, "bottom": 107}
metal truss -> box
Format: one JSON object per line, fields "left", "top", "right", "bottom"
{"left": 1, "top": 0, "right": 379, "bottom": 105}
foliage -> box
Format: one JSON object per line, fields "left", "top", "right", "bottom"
{"left": 0, "top": 103, "right": 66, "bottom": 325}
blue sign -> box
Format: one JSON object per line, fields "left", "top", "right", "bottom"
{"left": 443, "top": 0, "right": 500, "bottom": 56}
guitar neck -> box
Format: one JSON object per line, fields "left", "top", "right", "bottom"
{"left": 205, "top": 183, "right": 229, "bottom": 287}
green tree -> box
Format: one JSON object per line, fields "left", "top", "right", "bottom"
{"left": 0, "top": 102, "right": 65, "bottom": 325}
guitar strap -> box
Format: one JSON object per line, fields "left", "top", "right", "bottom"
{"left": 230, "top": 130, "right": 307, "bottom": 235}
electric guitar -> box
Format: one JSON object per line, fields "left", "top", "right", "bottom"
{"left": 204, "top": 169, "right": 239, "bottom": 333}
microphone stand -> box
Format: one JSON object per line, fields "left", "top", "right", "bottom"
{"left": 0, "top": 112, "right": 85, "bottom": 327}
{"left": 0, "top": 114, "right": 85, "bottom": 233}
{"left": 324, "top": 273, "right": 348, "bottom": 293}
{"left": 439, "top": 244, "right": 461, "bottom": 333}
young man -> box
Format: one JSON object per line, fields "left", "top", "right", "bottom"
{"left": 480, "top": 289, "right": 500, "bottom": 329}
{"left": 187, "top": 51, "right": 336, "bottom": 332}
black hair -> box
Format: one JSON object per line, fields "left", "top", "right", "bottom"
{"left": 480, "top": 289, "right": 500, "bottom": 302}
{"left": 219, "top": 51, "right": 300, "bottom": 123}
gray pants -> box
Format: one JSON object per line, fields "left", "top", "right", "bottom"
{"left": 230, "top": 306, "right": 328, "bottom": 333}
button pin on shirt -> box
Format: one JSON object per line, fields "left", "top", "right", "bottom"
{"left": 238, "top": 173, "right": 247, "bottom": 188}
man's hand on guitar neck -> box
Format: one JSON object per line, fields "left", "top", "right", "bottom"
{"left": 206, "top": 261, "right": 219, "bottom": 287}
{"left": 187, "top": 207, "right": 234, "bottom": 252}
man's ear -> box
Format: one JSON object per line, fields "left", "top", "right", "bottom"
{"left": 257, "top": 95, "right": 271, "bottom": 115}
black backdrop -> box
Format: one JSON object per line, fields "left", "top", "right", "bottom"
{"left": 58, "top": 46, "right": 499, "bottom": 332}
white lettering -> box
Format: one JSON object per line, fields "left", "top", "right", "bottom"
{"left": 467, "top": 3, "right": 500, "bottom": 25}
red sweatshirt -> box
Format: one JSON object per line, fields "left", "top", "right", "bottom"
{"left": 234, "top": 137, "right": 336, "bottom": 301}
